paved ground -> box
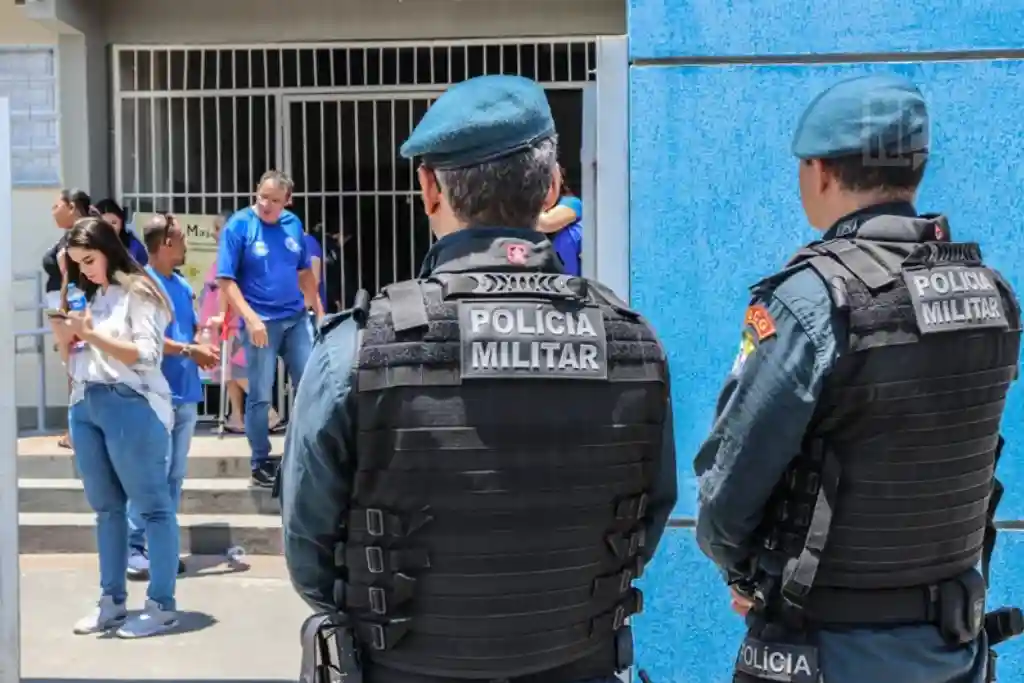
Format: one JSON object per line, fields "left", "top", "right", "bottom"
{"left": 20, "top": 554, "right": 309, "bottom": 682}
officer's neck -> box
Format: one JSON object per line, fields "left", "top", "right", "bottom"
{"left": 818, "top": 189, "right": 917, "bottom": 232}
{"left": 430, "top": 219, "right": 466, "bottom": 241}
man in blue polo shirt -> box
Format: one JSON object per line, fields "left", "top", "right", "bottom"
{"left": 216, "top": 171, "right": 324, "bottom": 487}
{"left": 127, "top": 213, "right": 220, "bottom": 580}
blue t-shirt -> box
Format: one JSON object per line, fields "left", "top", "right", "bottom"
{"left": 303, "top": 233, "right": 327, "bottom": 310}
{"left": 550, "top": 196, "right": 583, "bottom": 276}
{"left": 146, "top": 266, "right": 203, "bottom": 405}
{"left": 126, "top": 232, "right": 149, "bottom": 266}
{"left": 216, "top": 207, "right": 311, "bottom": 321}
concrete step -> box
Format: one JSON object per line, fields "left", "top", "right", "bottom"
{"left": 19, "top": 512, "right": 283, "bottom": 554}
{"left": 17, "top": 451, "right": 254, "bottom": 479}
{"left": 19, "top": 478, "right": 280, "bottom": 516}
{"left": 16, "top": 432, "right": 285, "bottom": 480}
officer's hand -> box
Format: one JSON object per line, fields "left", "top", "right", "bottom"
{"left": 730, "top": 586, "right": 754, "bottom": 617}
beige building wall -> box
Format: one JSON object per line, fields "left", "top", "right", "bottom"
{"left": 99, "top": 0, "right": 625, "bottom": 44}
{"left": 0, "top": 2, "right": 65, "bottom": 423}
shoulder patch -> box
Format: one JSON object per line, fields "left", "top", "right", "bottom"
{"left": 744, "top": 304, "right": 777, "bottom": 341}
{"left": 730, "top": 329, "right": 758, "bottom": 375}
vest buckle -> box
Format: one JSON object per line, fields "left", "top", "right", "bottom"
{"left": 619, "top": 568, "right": 634, "bottom": 593}
{"left": 366, "top": 547, "right": 385, "bottom": 574}
{"left": 369, "top": 587, "right": 387, "bottom": 615}
{"left": 366, "top": 509, "right": 385, "bottom": 537}
{"left": 636, "top": 493, "right": 648, "bottom": 520}
{"left": 369, "top": 624, "right": 386, "bottom": 650}
{"left": 613, "top": 605, "right": 626, "bottom": 630}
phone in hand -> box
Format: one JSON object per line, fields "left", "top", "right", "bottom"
{"left": 45, "top": 308, "right": 68, "bottom": 319}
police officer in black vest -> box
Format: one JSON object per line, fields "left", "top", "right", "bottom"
{"left": 281, "top": 74, "right": 678, "bottom": 683}
{"left": 694, "top": 74, "right": 1023, "bottom": 683}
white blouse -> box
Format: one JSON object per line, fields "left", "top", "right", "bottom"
{"left": 68, "top": 283, "right": 173, "bottom": 431}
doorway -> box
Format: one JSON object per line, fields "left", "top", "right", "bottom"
{"left": 284, "top": 87, "right": 585, "bottom": 310}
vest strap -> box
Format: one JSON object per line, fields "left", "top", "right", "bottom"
{"left": 347, "top": 498, "right": 646, "bottom": 544}
{"left": 983, "top": 436, "right": 1006, "bottom": 588}
{"left": 804, "top": 255, "right": 853, "bottom": 310}
{"left": 779, "top": 444, "right": 841, "bottom": 608}
{"left": 817, "top": 241, "right": 895, "bottom": 291}
{"left": 354, "top": 590, "right": 640, "bottom": 655}
{"left": 353, "top": 461, "right": 649, "bottom": 498}
{"left": 346, "top": 567, "right": 636, "bottom": 619}
{"left": 385, "top": 281, "right": 429, "bottom": 332}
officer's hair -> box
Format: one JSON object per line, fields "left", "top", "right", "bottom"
{"left": 819, "top": 150, "right": 928, "bottom": 193}
{"left": 435, "top": 136, "right": 559, "bottom": 229}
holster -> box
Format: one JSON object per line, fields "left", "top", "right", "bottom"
{"left": 985, "top": 607, "right": 1024, "bottom": 683}
{"left": 299, "top": 612, "right": 363, "bottom": 683}
{"left": 937, "top": 569, "right": 986, "bottom": 646}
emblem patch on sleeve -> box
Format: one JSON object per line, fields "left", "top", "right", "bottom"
{"left": 744, "top": 304, "right": 777, "bottom": 342}
{"left": 730, "top": 330, "right": 757, "bottom": 375}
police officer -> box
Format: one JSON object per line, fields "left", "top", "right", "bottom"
{"left": 281, "top": 74, "right": 678, "bottom": 683}
{"left": 693, "top": 74, "right": 1023, "bottom": 683}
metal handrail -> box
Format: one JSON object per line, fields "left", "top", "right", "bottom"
{"left": 12, "top": 270, "right": 50, "bottom": 433}
{"left": 9, "top": 270, "right": 298, "bottom": 433}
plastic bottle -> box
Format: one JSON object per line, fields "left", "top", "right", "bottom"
{"left": 66, "top": 283, "right": 87, "bottom": 352}
{"left": 66, "top": 282, "right": 86, "bottom": 312}
{"left": 197, "top": 326, "right": 214, "bottom": 382}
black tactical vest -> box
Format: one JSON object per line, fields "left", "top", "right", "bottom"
{"left": 753, "top": 214, "right": 1021, "bottom": 623}
{"left": 335, "top": 237, "right": 667, "bottom": 681}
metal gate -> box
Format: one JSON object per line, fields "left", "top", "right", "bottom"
{"left": 283, "top": 93, "right": 437, "bottom": 305}
{"left": 113, "top": 39, "right": 597, "bottom": 421}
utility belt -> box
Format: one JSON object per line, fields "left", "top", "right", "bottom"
{"left": 298, "top": 611, "right": 635, "bottom": 683}
{"left": 733, "top": 570, "right": 1024, "bottom": 683}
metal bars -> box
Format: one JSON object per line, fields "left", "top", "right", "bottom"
{"left": 115, "top": 40, "right": 595, "bottom": 94}
{"left": 113, "top": 38, "right": 596, "bottom": 421}
{"left": 285, "top": 95, "right": 436, "bottom": 307}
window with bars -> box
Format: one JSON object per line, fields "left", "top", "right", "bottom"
{"left": 0, "top": 47, "right": 59, "bottom": 186}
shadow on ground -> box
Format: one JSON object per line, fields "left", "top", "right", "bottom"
{"left": 90, "top": 610, "right": 218, "bottom": 639}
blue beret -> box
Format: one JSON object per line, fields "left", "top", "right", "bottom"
{"left": 399, "top": 75, "right": 556, "bottom": 170}
{"left": 792, "top": 74, "right": 929, "bottom": 159}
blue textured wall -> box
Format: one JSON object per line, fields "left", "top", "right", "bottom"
{"left": 627, "top": 2, "right": 1024, "bottom": 681}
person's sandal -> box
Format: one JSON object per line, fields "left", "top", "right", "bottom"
{"left": 57, "top": 433, "right": 72, "bottom": 450}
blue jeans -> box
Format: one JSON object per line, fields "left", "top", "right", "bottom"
{"left": 127, "top": 402, "right": 198, "bottom": 552}
{"left": 241, "top": 311, "right": 313, "bottom": 469}
{"left": 69, "top": 384, "right": 179, "bottom": 610}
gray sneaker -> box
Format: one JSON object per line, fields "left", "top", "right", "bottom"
{"left": 115, "top": 599, "right": 179, "bottom": 639}
{"left": 73, "top": 595, "right": 127, "bottom": 635}
{"left": 126, "top": 548, "right": 150, "bottom": 581}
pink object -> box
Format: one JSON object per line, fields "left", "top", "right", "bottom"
{"left": 198, "top": 259, "right": 246, "bottom": 368}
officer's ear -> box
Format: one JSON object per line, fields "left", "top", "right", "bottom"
{"left": 808, "top": 159, "right": 836, "bottom": 195}
{"left": 542, "top": 165, "right": 562, "bottom": 212}
{"left": 417, "top": 165, "right": 444, "bottom": 217}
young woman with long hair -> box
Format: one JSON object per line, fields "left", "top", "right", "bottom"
{"left": 50, "top": 217, "right": 181, "bottom": 638}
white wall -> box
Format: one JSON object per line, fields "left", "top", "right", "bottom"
{"left": 100, "top": 0, "right": 625, "bottom": 44}
{"left": 0, "top": 3, "right": 65, "bottom": 417}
